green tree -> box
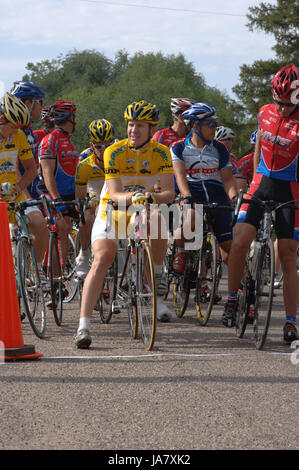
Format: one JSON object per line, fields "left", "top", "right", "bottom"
{"left": 233, "top": 0, "right": 299, "bottom": 118}
{"left": 23, "top": 49, "right": 250, "bottom": 154}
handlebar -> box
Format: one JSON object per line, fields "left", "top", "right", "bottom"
{"left": 231, "top": 189, "right": 299, "bottom": 227}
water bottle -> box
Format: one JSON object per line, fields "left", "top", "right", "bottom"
{"left": 9, "top": 224, "right": 20, "bottom": 257}
{"left": 0, "top": 182, "right": 16, "bottom": 200}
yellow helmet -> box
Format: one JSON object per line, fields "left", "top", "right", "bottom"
{"left": 87, "top": 119, "right": 115, "bottom": 143}
{"left": 124, "top": 100, "right": 160, "bottom": 125}
{"left": 0, "top": 92, "right": 30, "bottom": 128}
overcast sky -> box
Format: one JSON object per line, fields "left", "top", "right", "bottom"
{"left": 0, "top": 0, "right": 277, "bottom": 100}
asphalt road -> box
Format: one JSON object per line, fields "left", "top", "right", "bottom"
{"left": 1, "top": 274, "right": 298, "bottom": 453}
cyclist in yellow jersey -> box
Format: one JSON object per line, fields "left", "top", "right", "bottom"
{"left": 74, "top": 100, "right": 175, "bottom": 349}
{"left": 75, "top": 118, "right": 115, "bottom": 278}
{"left": 0, "top": 93, "right": 48, "bottom": 275}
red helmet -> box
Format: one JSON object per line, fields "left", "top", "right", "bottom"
{"left": 50, "top": 100, "right": 76, "bottom": 122}
{"left": 271, "top": 63, "right": 299, "bottom": 100}
{"left": 170, "top": 98, "right": 197, "bottom": 117}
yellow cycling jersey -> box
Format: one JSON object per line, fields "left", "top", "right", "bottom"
{"left": 0, "top": 129, "right": 33, "bottom": 185}
{"left": 0, "top": 129, "right": 34, "bottom": 222}
{"left": 75, "top": 148, "right": 105, "bottom": 196}
{"left": 101, "top": 138, "right": 173, "bottom": 203}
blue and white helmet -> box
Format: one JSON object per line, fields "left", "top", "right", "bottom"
{"left": 182, "top": 102, "right": 217, "bottom": 125}
{"left": 11, "top": 81, "right": 45, "bottom": 100}
{"left": 250, "top": 130, "right": 258, "bottom": 145}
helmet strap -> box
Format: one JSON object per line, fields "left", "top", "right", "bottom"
{"left": 192, "top": 123, "right": 211, "bottom": 145}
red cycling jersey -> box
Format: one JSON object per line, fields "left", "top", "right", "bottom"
{"left": 33, "top": 128, "right": 50, "bottom": 148}
{"left": 39, "top": 127, "right": 79, "bottom": 197}
{"left": 152, "top": 127, "right": 181, "bottom": 147}
{"left": 257, "top": 104, "right": 299, "bottom": 182}
{"left": 236, "top": 152, "right": 254, "bottom": 184}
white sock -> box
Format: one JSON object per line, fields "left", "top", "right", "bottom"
{"left": 78, "top": 317, "right": 91, "bottom": 332}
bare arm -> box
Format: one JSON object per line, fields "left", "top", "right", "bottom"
{"left": 16, "top": 157, "right": 37, "bottom": 194}
{"left": 221, "top": 167, "right": 237, "bottom": 201}
{"left": 75, "top": 185, "right": 87, "bottom": 200}
{"left": 253, "top": 129, "right": 261, "bottom": 175}
{"left": 40, "top": 158, "right": 61, "bottom": 199}
{"left": 172, "top": 160, "right": 191, "bottom": 198}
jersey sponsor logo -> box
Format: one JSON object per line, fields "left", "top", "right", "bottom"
{"left": 59, "top": 150, "right": 78, "bottom": 176}
{"left": 105, "top": 168, "right": 119, "bottom": 174}
{"left": 153, "top": 147, "right": 169, "bottom": 162}
{"left": 0, "top": 160, "right": 14, "bottom": 173}
{"left": 108, "top": 144, "right": 126, "bottom": 167}
{"left": 261, "top": 130, "right": 291, "bottom": 148}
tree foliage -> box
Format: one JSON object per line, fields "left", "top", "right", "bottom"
{"left": 23, "top": 49, "right": 253, "bottom": 157}
{"left": 233, "top": 0, "right": 299, "bottom": 118}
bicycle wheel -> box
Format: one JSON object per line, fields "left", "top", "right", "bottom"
{"left": 17, "top": 236, "right": 46, "bottom": 338}
{"left": 63, "top": 231, "right": 79, "bottom": 303}
{"left": 236, "top": 264, "right": 251, "bottom": 338}
{"left": 136, "top": 239, "right": 157, "bottom": 350}
{"left": 98, "top": 257, "right": 118, "bottom": 323}
{"left": 172, "top": 248, "right": 191, "bottom": 318}
{"left": 195, "top": 233, "right": 217, "bottom": 326}
{"left": 49, "top": 233, "right": 63, "bottom": 326}
{"left": 253, "top": 238, "right": 275, "bottom": 350}
{"left": 118, "top": 245, "right": 138, "bottom": 339}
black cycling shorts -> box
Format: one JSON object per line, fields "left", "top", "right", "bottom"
{"left": 238, "top": 173, "right": 299, "bottom": 241}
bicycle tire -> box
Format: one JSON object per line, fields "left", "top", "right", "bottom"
{"left": 98, "top": 257, "right": 118, "bottom": 324}
{"left": 236, "top": 265, "right": 251, "bottom": 338}
{"left": 17, "top": 236, "right": 47, "bottom": 338}
{"left": 195, "top": 233, "right": 217, "bottom": 326}
{"left": 253, "top": 238, "right": 275, "bottom": 350}
{"left": 136, "top": 239, "right": 157, "bottom": 351}
{"left": 172, "top": 248, "right": 191, "bottom": 318}
{"left": 118, "top": 245, "right": 138, "bottom": 339}
{"left": 63, "top": 231, "right": 79, "bottom": 303}
{"left": 49, "top": 233, "right": 63, "bottom": 326}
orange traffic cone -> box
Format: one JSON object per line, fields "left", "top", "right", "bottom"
{"left": 0, "top": 202, "right": 43, "bottom": 361}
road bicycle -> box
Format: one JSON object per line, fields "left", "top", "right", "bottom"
{"left": 8, "top": 200, "right": 47, "bottom": 338}
{"left": 106, "top": 204, "right": 157, "bottom": 351}
{"left": 39, "top": 192, "right": 85, "bottom": 326}
{"left": 165, "top": 201, "right": 231, "bottom": 325}
{"left": 234, "top": 192, "right": 299, "bottom": 350}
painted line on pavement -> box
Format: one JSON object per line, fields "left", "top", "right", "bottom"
{"left": 42, "top": 351, "right": 293, "bottom": 360}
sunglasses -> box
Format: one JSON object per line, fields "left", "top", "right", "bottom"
{"left": 93, "top": 141, "right": 113, "bottom": 150}
{"left": 201, "top": 121, "right": 218, "bottom": 128}
{"left": 33, "top": 99, "right": 44, "bottom": 106}
{"left": 273, "top": 98, "right": 295, "bottom": 108}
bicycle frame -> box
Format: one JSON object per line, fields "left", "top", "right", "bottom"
{"left": 235, "top": 191, "right": 299, "bottom": 349}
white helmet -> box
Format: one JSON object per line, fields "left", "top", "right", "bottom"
{"left": 215, "top": 126, "right": 235, "bottom": 141}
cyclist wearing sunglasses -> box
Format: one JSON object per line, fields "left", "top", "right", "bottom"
{"left": 222, "top": 63, "right": 299, "bottom": 343}
{"left": 170, "top": 102, "right": 237, "bottom": 276}
{"left": 153, "top": 97, "right": 197, "bottom": 147}
{"left": 215, "top": 126, "right": 238, "bottom": 176}
{"left": 11, "top": 80, "right": 46, "bottom": 200}
{"left": 33, "top": 105, "right": 55, "bottom": 147}
{"left": 75, "top": 118, "right": 116, "bottom": 278}
{"left": 74, "top": 100, "right": 175, "bottom": 349}
{"left": 39, "top": 100, "right": 79, "bottom": 270}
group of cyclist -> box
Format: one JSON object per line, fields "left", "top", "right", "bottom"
{"left": 0, "top": 61, "right": 298, "bottom": 349}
